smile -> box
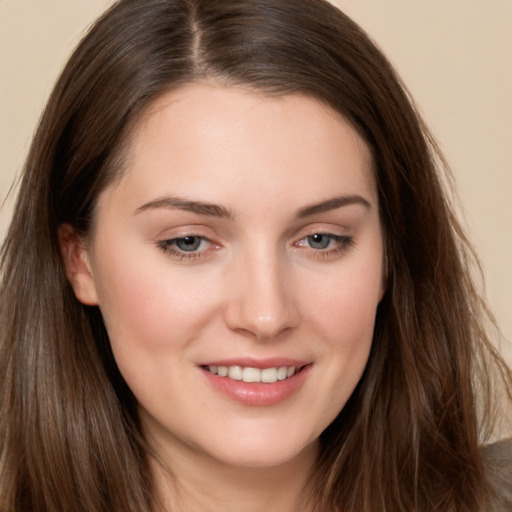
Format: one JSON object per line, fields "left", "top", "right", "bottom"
{"left": 200, "top": 361, "right": 312, "bottom": 405}
{"left": 205, "top": 365, "right": 297, "bottom": 383}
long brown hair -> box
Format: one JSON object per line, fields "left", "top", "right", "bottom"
{"left": 1, "top": 0, "right": 510, "bottom": 510}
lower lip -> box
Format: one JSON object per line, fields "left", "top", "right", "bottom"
{"left": 200, "top": 365, "right": 312, "bottom": 406}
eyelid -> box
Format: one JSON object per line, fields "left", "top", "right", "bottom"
{"left": 155, "top": 225, "right": 354, "bottom": 262}
{"left": 292, "top": 224, "right": 348, "bottom": 242}
{"left": 157, "top": 234, "right": 220, "bottom": 261}
{"left": 292, "top": 228, "right": 354, "bottom": 259}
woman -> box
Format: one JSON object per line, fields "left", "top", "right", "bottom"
{"left": 0, "top": 0, "right": 510, "bottom": 510}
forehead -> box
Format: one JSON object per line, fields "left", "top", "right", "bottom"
{"left": 101, "top": 83, "right": 377, "bottom": 213}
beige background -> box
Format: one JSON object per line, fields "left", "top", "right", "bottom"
{"left": 1, "top": 1, "right": 511, "bottom": 354}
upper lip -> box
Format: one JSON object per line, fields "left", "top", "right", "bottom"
{"left": 198, "top": 357, "right": 311, "bottom": 369}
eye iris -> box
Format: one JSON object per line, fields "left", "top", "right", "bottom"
{"left": 176, "top": 236, "right": 201, "bottom": 252}
{"left": 308, "top": 234, "right": 331, "bottom": 249}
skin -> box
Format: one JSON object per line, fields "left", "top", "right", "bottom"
{"left": 61, "top": 83, "right": 385, "bottom": 512}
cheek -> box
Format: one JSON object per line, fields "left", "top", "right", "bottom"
{"left": 91, "top": 248, "right": 219, "bottom": 358}
{"left": 302, "top": 255, "right": 382, "bottom": 404}
{"left": 308, "top": 258, "right": 382, "bottom": 342}
{"left": 317, "top": 279, "right": 377, "bottom": 373}
{"left": 92, "top": 261, "right": 222, "bottom": 407}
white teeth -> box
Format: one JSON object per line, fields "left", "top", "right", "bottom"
{"left": 277, "top": 366, "right": 288, "bottom": 381}
{"left": 242, "top": 367, "right": 260, "bottom": 382}
{"left": 261, "top": 367, "right": 278, "bottom": 383}
{"left": 228, "top": 365, "right": 243, "bottom": 380}
{"left": 206, "top": 365, "right": 298, "bottom": 383}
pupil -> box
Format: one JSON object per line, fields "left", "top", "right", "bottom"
{"left": 309, "top": 234, "right": 330, "bottom": 249}
{"left": 177, "top": 236, "right": 201, "bottom": 251}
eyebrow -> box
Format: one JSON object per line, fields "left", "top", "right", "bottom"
{"left": 135, "top": 196, "right": 234, "bottom": 218}
{"left": 296, "top": 195, "right": 371, "bottom": 217}
{"left": 134, "top": 194, "right": 371, "bottom": 219}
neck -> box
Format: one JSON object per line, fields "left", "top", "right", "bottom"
{"left": 150, "top": 438, "right": 318, "bottom": 512}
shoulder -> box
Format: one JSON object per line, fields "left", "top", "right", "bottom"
{"left": 482, "top": 437, "right": 512, "bottom": 512}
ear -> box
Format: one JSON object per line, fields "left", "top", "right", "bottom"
{"left": 58, "top": 223, "right": 99, "bottom": 306}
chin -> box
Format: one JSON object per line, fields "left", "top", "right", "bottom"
{"left": 201, "top": 431, "right": 319, "bottom": 470}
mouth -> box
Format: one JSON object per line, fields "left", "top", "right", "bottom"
{"left": 202, "top": 364, "right": 305, "bottom": 383}
{"left": 198, "top": 358, "right": 312, "bottom": 405}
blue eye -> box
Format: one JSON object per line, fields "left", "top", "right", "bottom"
{"left": 174, "top": 236, "right": 203, "bottom": 252}
{"left": 306, "top": 234, "right": 333, "bottom": 250}
{"left": 305, "top": 234, "right": 350, "bottom": 250}
{"left": 295, "top": 232, "right": 354, "bottom": 259}
{"left": 158, "top": 235, "right": 212, "bottom": 260}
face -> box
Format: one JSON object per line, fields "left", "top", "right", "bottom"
{"left": 66, "top": 83, "right": 384, "bottom": 470}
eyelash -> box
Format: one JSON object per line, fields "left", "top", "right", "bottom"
{"left": 157, "top": 233, "right": 354, "bottom": 261}
{"left": 157, "top": 235, "right": 214, "bottom": 261}
{"left": 295, "top": 233, "right": 354, "bottom": 259}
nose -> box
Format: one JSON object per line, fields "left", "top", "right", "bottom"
{"left": 224, "top": 252, "right": 299, "bottom": 340}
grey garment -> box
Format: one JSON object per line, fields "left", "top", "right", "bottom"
{"left": 483, "top": 437, "right": 512, "bottom": 511}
